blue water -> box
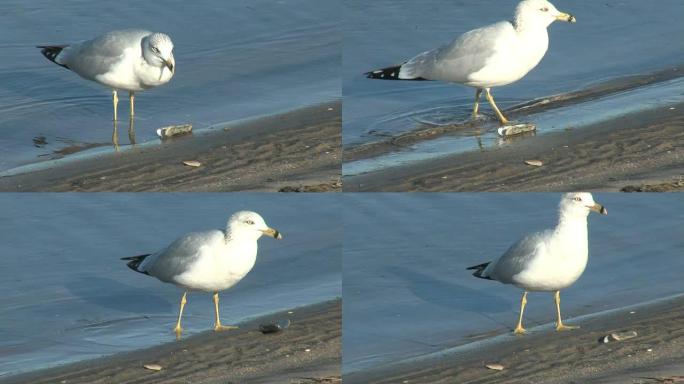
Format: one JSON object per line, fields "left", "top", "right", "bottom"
{"left": 343, "top": 0, "right": 684, "bottom": 146}
{"left": 0, "top": 193, "right": 341, "bottom": 377}
{"left": 342, "top": 193, "right": 684, "bottom": 373}
{"left": 0, "top": 0, "right": 340, "bottom": 172}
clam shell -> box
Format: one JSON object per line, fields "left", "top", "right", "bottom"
{"left": 610, "top": 330, "right": 637, "bottom": 341}
{"left": 182, "top": 160, "right": 201, "bottom": 167}
{"left": 497, "top": 123, "right": 536, "bottom": 137}
{"left": 157, "top": 124, "right": 193, "bottom": 139}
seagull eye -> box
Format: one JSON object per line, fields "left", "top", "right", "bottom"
{"left": 540, "top": 7, "right": 549, "bottom": 12}
{"left": 573, "top": 197, "right": 582, "bottom": 202}
{"left": 245, "top": 220, "right": 255, "bottom": 225}
{"left": 151, "top": 46, "right": 159, "bottom": 53}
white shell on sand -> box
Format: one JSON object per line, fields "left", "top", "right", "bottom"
{"left": 524, "top": 160, "right": 543, "bottom": 167}
{"left": 485, "top": 363, "right": 505, "bottom": 371}
{"left": 610, "top": 330, "right": 637, "bottom": 341}
{"left": 144, "top": 364, "right": 163, "bottom": 371}
{"left": 182, "top": 160, "right": 201, "bottom": 167}
{"left": 497, "top": 123, "right": 536, "bottom": 137}
{"left": 157, "top": 124, "right": 193, "bottom": 139}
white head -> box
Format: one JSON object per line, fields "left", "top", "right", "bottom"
{"left": 226, "top": 211, "right": 283, "bottom": 241}
{"left": 559, "top": 192, "right": 608, "bottom": 219}
{"left": 514, "top": 0, "right": 576, "bottom": 29}
{"left": 142, "top": 32, "right": 175, "bottom": 74}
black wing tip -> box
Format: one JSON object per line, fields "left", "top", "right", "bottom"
{"left": 365, "top": 64, "right": 426, "bottom": 81}
{"left": 467, "top": 262, "right": 493, "bottom": 280}
{"left": 365, "top": 65, "right": 403, "bottom": 80}
{"left": 121, "top": 254, "right": 151, "bottom": 275}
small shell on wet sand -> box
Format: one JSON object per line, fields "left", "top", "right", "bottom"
{"left": 182, "top": 160, "right": 201, "bottom": 167}
{"left": 144, "top": 364, "right": 163, "bottom": 371}
{"left": 157, "top": 124, "right": 193, "bottom": 139}
{"left": 498, "top": 123, "right": 536, "bottom": 137}
{"left": 599, "top": 330, "right": 638, "bottom": 343}
{"left": 485, "top": 363, "right": 505, "bottom": 371}
{"left": 611, "top": 330, "right": 638, "bottom": 341}
{"left": 524, "top": 160, "right": 543, "bottom": 167}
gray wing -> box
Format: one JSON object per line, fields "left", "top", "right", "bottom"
{"left": 59, "top": 29, "right": 151, "bottom": 80}
{"left": 400, "top": 21, "right": 512, "bottom": 82}
{"left": 485, "top": 230, "right": 551, "bottom": 283}
{"left": 141, "top": 229, "right": 224, "bottom": 283}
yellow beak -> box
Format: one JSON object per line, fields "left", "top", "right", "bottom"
{"left": 590, "top": 203, "right": 608, "bottom": 215}
{"left": 556, "top": 12, "right": 576, "bottom": 23}
{"left": 261, "top": 228, "right": 283, "bottom": 240}
{"left": 164, "top": 56, "right": 175, "bottom": 73}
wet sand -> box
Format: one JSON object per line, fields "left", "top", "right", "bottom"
{"left": 1, "top": 299, "right": 341, "bottom": 384}
{"left": 0, "top": 102, "right": 341, "bottom": 192}
{"left": 345, "top": 103, "right": 684, "bottom": 192}
{"left": 345, "top": 295, "right": 684, "bottom": 384}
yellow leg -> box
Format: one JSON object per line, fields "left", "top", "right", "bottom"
{"left": 129, "top": 91, "right": 135, "bottom": 118}
{"left": 513, "top": 291, "right": 528, "bottom": 334}
{"left": 484, "top": 88, "right": 510, "bottom": 125}
{"left": 472, "top": 88, "right": 482, "bottom": 118}
{"left": 173, "top": 291, "right": 187, "bottom": 339}
{"left": 128, "top": 116, "right": 136, "bottom": 145}
{"left": 112, "top": 90, "right": 118, "bottom": 122}
{"left": 112, "top": 119, "right": 119, "bottom": 151}
{"left": 555, "top": 290, "right": 579, "bottom": 331}
{"left": 213, "top": 292, "right": 238, "bottom": 332}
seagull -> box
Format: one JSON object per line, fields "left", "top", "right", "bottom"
{"left": 365, "top": 0, "right": 576, "bottom": 125}
{"left": 38, "top": 29, "right": 176, "bottom": 121}
{"left": 467, "top": 192, "right": 607, "bottom": 334}
{"left": 121, "top": 211, "right": 282, "bottom": 338}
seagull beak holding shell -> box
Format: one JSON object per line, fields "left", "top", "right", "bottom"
{"left": 590, "top": 203, "right": 608, "bottom": 215}
{"left": 556, "top": 11, "right": 576, "bottom": 23}
{"left": 261, "top": 228, "right": 283, "bottom": 240}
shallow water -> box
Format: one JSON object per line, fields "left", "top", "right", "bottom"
{"left": 0, "top": 194, "right": 341, "bottom": 377}
{"left": 343, "top": 0, "right": 684, "bottom": 147}
{"left": 342, "top": 193, "right": 684, "bottom": 373}
{"left": 0, "top": 0, "right": 340, "bottom": 172}
{"left": 343, "top": 78, "right": 684, "bottom": 176}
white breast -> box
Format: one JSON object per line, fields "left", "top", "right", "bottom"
{"left": 94, "top": 47, "right": 173, "bottom": 91}
{"left": 174, "top": 240, "right": 258, "bottom": 292}
{"left": 512, "top": 224, "right": 588, "bottom": 291}
{"left": 467, "top": 27, "right": 549, "bottom": 88}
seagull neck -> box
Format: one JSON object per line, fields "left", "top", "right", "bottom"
{"left": 513, "top": 17, "right": 548, "bottom": 34}
{"left": 554, "top": 214, "right": 588, "bottom": 236}
{"left": 224, "top": 228, "right": 259, "bottom": 244}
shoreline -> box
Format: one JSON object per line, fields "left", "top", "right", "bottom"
{"left": 345, "top": 295, "right": 684, "bottom": 384}
{"left": 1, "top": 299, "right": 341, "bottom": 384}
{"left": 0, "top": 101, "right": 341, "bottom": 192}
{"left": 344, "top": 66, "right": 683, "bottom": 163}
{"left": 344, "top": 102, "right": 684, "bottom": 192}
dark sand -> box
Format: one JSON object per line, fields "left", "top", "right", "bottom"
{"left": 0, "top": 102, "right": 341, "bottom": 192}
{"left": 345, "top": 295, "right": 684, "bottom": 384}
{"left": 345, "top": 103, "right": 684, "bottom": 192}
{"left": 344, "top": 66, "right": 684, "bottom": 192}
{"left": 1, "top": 299, "right": 340, "bottom": 384}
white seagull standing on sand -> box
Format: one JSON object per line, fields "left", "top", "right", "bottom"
{"left": 467, "top": 192, "right": 607, "bottom": 334}
{"left": 38, "top": 29, "right": 176, "bottom": 121}
{"left": 366, "top": 0, "right": 576, "bottom": 125}
{"left": 121, "top": 211, "right": 282, "bottom": 338}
